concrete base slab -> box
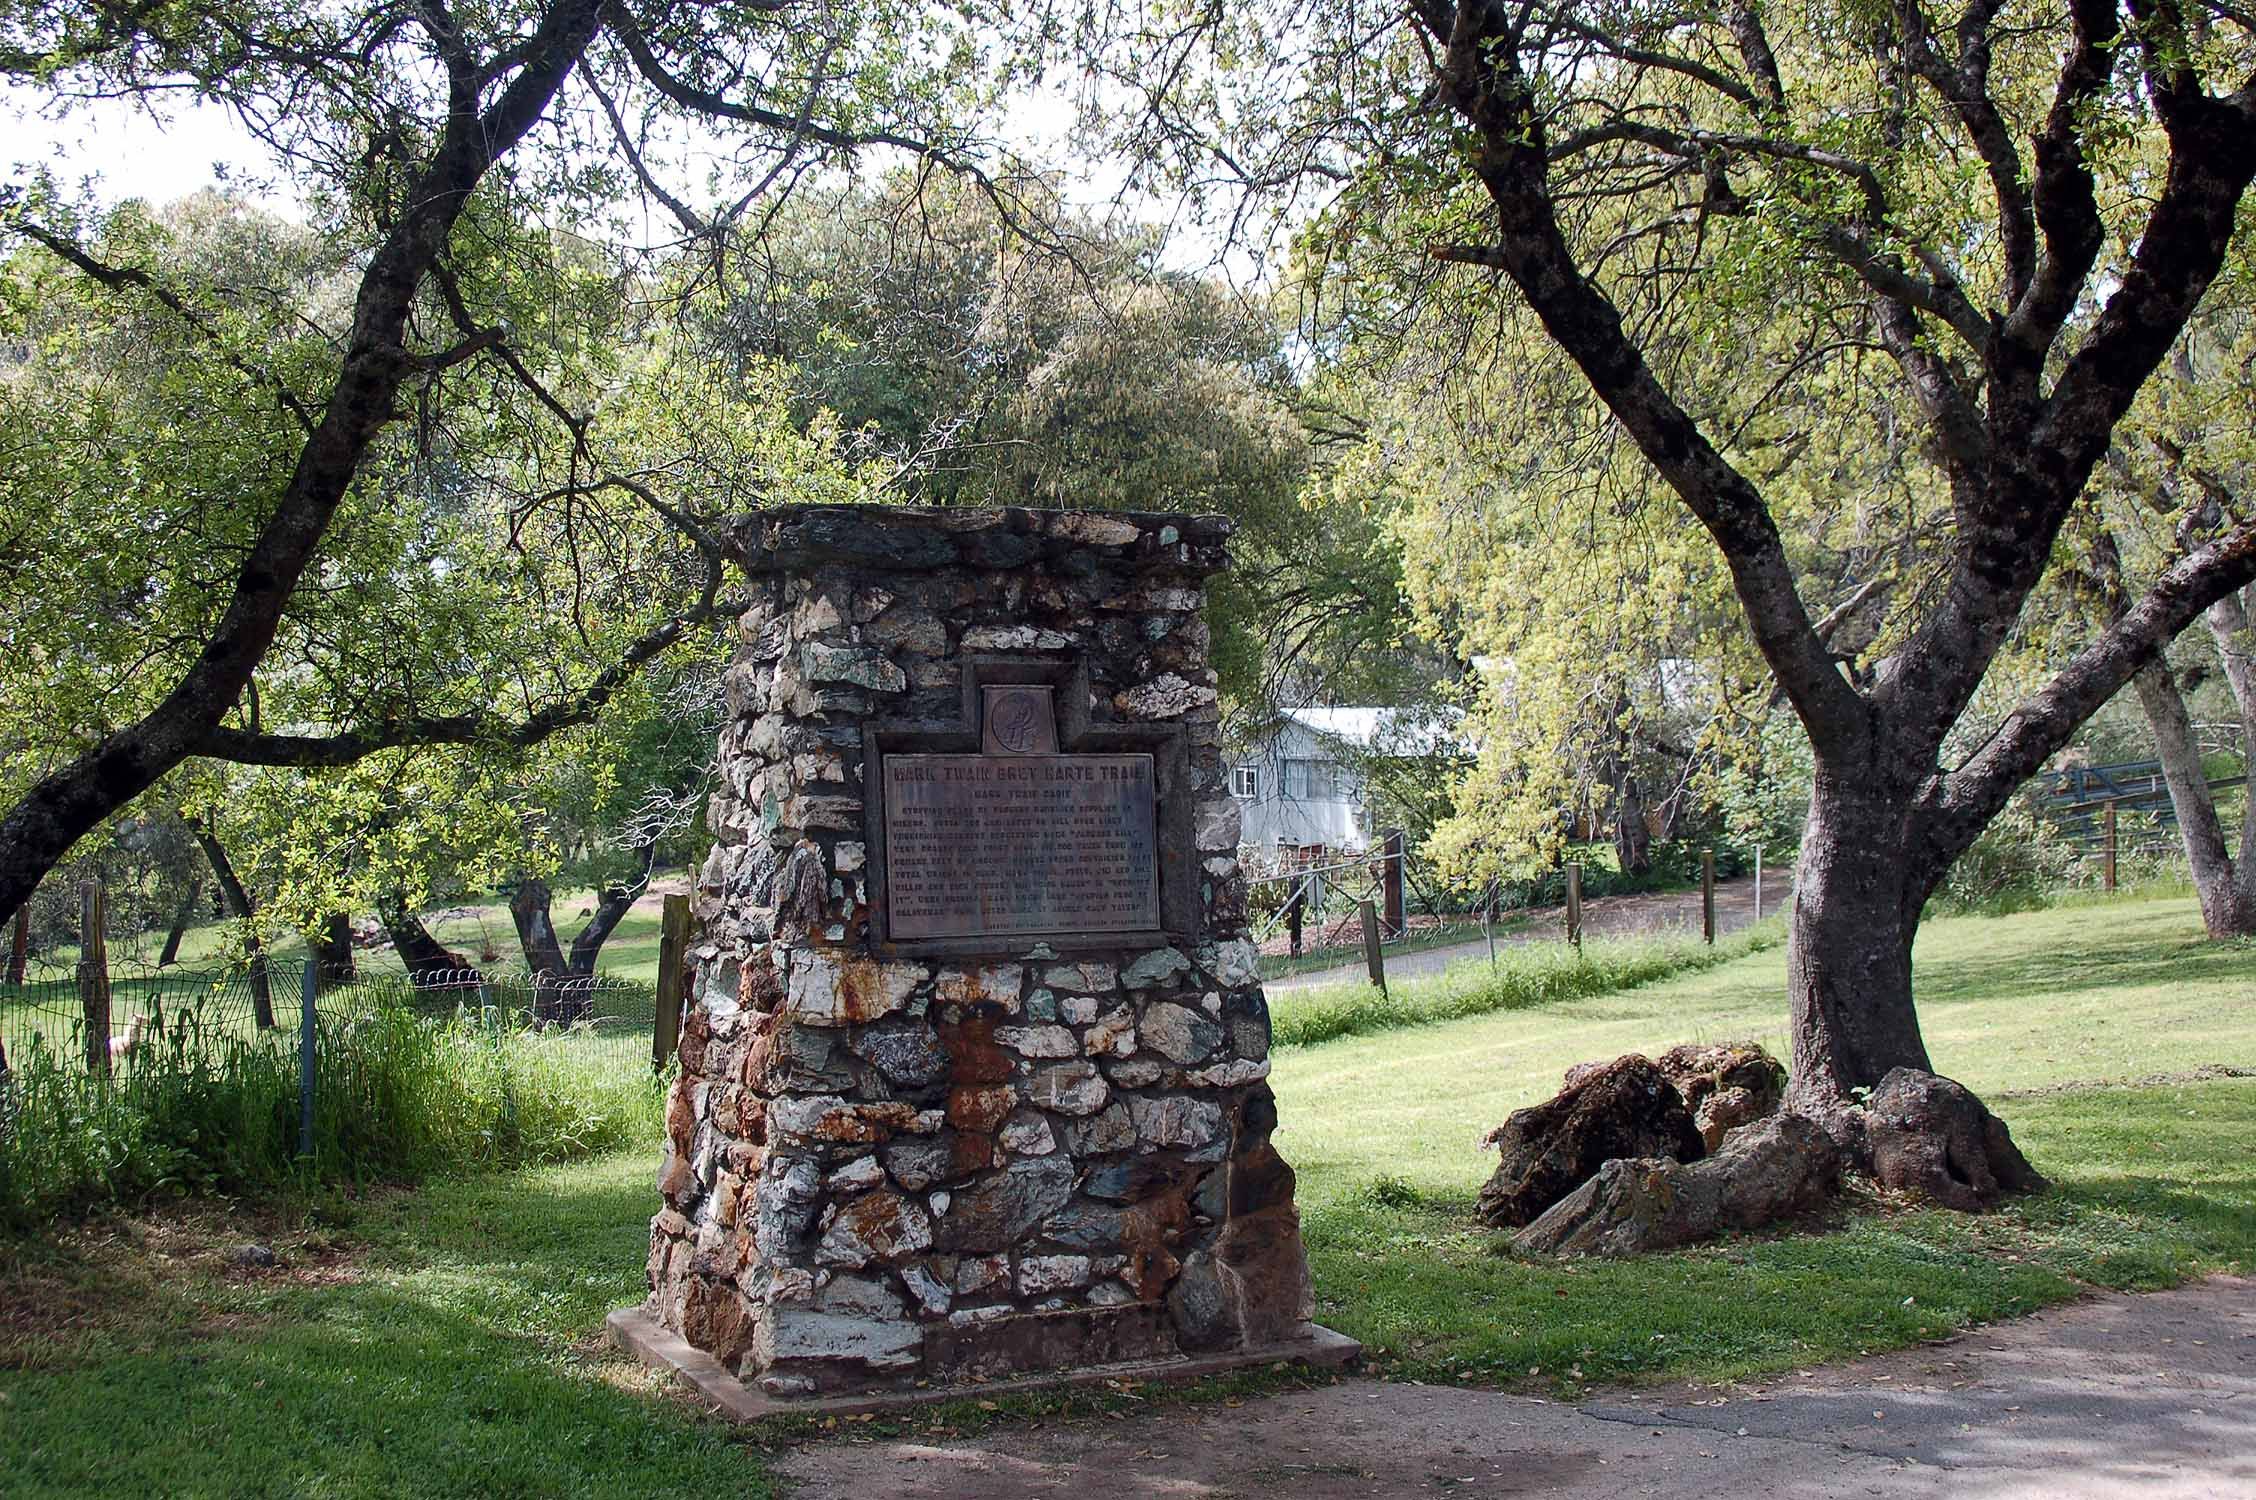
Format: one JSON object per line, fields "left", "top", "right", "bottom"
{"left": 607, "top": 1304, "right": 1361, "bottom": 1422}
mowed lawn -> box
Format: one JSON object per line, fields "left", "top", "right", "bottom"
{"left": 1276, "top": 894, "right": 2256, "bottom": 1387}
{"left": 1274, "top": 893, "right": 2256, "bottom": 1200}
{"left": 3, "top": 895, "right": 2251, "bottom": 1496}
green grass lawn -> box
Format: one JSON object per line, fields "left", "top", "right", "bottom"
{"left": 0, "top": 1157, "right": 751, "bottom": 1499}
{"left": 1275, "top": 895, "right": 2256, "bottom": 1389}
{"left": 3, "top": 893, "right": 2251, "bottom": 1495}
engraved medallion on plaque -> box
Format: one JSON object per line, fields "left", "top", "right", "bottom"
{"left": 981, "top": 684, "right": 1059, "bottom": 756}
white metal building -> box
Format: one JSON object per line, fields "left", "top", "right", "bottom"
{"left": 1228, "top": 707, "right": 1457, "bottom": 854}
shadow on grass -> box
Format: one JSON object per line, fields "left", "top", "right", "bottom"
{"left": 1915, "top": 925, "right": 2250, "bottom": 1010}
{"left": 1, "top": 1277, "right": 754, "bottom": 1500}
{"left": 0, "top": 1147, "right": 762, "bottom": 1500}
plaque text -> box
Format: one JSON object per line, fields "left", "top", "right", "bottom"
{"left": 881, "top": 753, "right": 1159, "bottom": 941}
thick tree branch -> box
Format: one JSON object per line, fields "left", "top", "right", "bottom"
{"left": 1430, "top": 15, "right": 1866, "bottom": 751}
{"left": 1928, "top": 522, "right": 2256, "bottom": 859}
{"left": 0, "top": 0, "right": 610, "bottom": 927}
{"left": 193, "top": 573, "right": 739, "bottom": 768}
{"left": 2000, "top": 0, "right": 2120, "bottom": 364}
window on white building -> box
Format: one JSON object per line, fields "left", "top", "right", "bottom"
{"left": 1231, "top": 765, "right": 1259, "bottom": 799}
{"left": 1283, "top": 758, "right": 1344, "bottom": 800}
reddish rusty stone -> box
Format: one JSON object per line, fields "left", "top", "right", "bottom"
{"left": 833, "top": 959, "right": 925, "bottom": 1023}
{"left": 948, "top": 1083, "right": 1016, "bottom": 1133}
{"left": 677, "top": 1008, "right": 711, "bottom": 1075}
{"left": 774, "top": 1097, "right": 926, "bottom": 1145}
{"left": 1214, "top": 1205, "right": 1313, "bottom": 1345}
{"left": 657, "top": 1146, "right": 694, "bottom": 1204}
{"left": 677, "top": 1276, "right": 755, "bottom": 1369}
{"left": 740, "top": 946, "right": 786, "bottom": 1012}
{"left": 939, "top": 1012, "right": 1016, "bottom": 1084}
{"left": 1228, "top": 1142, "right": 1297, "bottom": 1218}
{"left": 665, "top": 1083, "right": 696, "bottom": 1156}
{"left": 1129, "top": 1243, "right": 1181, "bottom": 1301}
{"left": 951, "top": 1131, "right": 998, "bottom": 1175}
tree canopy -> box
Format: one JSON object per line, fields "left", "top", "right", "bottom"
{"left": 0, "top": 0, "right": 1023, "bottom": 922}
{"left": 1077, "top": 0, "right": 2256, "bottom": 1121}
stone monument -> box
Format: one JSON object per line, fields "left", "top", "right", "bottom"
{"left": 609, "top": 505, "right": 1352, "bottom": 1412}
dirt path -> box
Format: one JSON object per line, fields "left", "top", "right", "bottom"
{"left": 1266, "top": 874, "right": 1785, "bottom": 994}
{"left": 776, "top": 1276, "right": 2255, "bottom": 1499}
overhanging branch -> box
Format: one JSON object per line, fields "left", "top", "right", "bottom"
{"left": 1930, "top": 521, "right": 2256, "bottom": 853}
{"left": 194, "top": 578, "right": 744, "bottom": 769}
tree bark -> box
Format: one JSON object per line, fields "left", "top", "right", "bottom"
{"left": 569, "top": 845, "right": 656, "bottom": 974}
{"left": 311, "top": 912, "right": 357, "bottom": 985}
{"left": 1784, "top": 766, "right": 1934, "bottom": 1111}
{"left": 2204, "top": 589, "right": 2256, "bottom": 883}
{"left": 374, "top": 892, "right": 478, "bottom": 984}
{"left": 190, "top": 827, "right": 274, "bottom": 1030}
{"left": 2129, "top": 662, "right": 2256, "bottom": 936}
{"left": 1613, "top": 772, "right": 1651, "bottom": 876}
{"left": 157, "top": 879, "right": 200, "bottom": 967}
{"left": 509, "top": 876, "right": 575, "bottom": 1024}
{"left": 510, "top": 844, "right": 655, "bottom": 1024}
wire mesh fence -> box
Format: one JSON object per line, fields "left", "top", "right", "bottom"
{"left": 0, "top": 958, "right": 667, "bottom": 1098}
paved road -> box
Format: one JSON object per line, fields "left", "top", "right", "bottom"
{"left": 777, "top": 1277, "right": 2255, "bottom": 1498}
{"left": 1266, "top": 874, "right": 1783, "bottom": 994}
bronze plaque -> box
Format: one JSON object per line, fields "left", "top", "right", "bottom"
{"left": 881, "top": 753, "right": 1159, "bottom": 941}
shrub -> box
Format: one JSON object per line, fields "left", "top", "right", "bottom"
{"left": 0, "top": 1006, "right": 661, "bottom": 1230}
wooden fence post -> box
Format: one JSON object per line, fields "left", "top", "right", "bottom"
{"left": 77, "top": 881, "right": 112, "bottom": 1078}
{"left": 1358, "top": 899, "right": 1387, "bottom": 996}
{"left": 7, "top": 905, "right": 27, "bottom": 986}
{"left": 1565, "top": 863, "right": 1583, "bottom": 951}
{"left": 654, "top": 893, "right": 691, "bottom": 1073}
{"left": 2103, "top": 800, "right": 2119, "bottom": 892}
{"left": 1702, "top": 849, "right": 1717, "bottom": 945}
{"left": 1753, "top": 845, "right": 1763, "bottom": 923}
{"left": 1286, "top": 884, "right": 1304, "bottom": 957}
{"left": 1380, "top": 828, "right": 1406, "bottom": 937}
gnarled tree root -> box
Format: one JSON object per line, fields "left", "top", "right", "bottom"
{"left": 1856, "top": 1067, "right": 2047, "bottom": 1211}
{"left": 1509, "top": 1067, "right": 2044, "bottom": 1258}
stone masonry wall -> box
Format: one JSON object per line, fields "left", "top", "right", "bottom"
{"left": 647, "top": 505, "right": 1313, "bottom": 1396}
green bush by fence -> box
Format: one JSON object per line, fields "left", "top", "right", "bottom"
{"left": 0, "top": 971, "right": 664, "bottom": 1230}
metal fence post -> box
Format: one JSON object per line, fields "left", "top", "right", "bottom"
{"left": 654, "top": 893, "right": 690, "bottom": 1074}
{"left": 1753, "top": 844, "right": 1764, "bottom": 922}
{"left": 297, "top": 957, "right": 318, "bottom": 1159}
{"left": 1565, "top": 863, "right": 1583, "bottom": 951}
{"left": 2103, "top": 800, "right": 2119, "bottom": 891}
{"left": 8, "top": 905, "right": 27, "bottom": 986}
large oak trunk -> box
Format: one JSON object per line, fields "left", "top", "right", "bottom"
{"left": 1784, "top": 769, "right": 1934, "bottom": 1111}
